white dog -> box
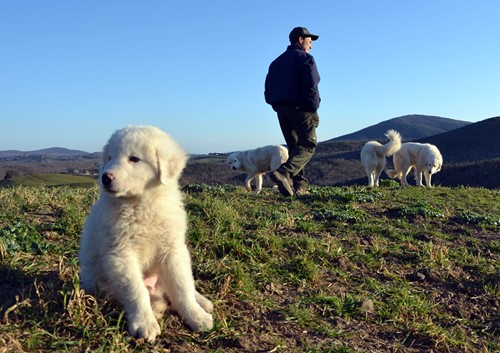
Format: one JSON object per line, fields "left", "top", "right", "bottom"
{"left": 79, "top": 126, "right": 213, "bottom": 342}
{"left": 386, "top": 142, "right": 443, "bottom": 187}
{"left": 360, "top": 130, "right": 401, "bottom": 187}
{"left": 226, "top": 145, "right": 288, "bottom": 194}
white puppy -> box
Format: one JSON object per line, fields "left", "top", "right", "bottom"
{"left": 79, "top": 126, "right": 213, "bottom": 342}
{"left": 360, "top": 130, "right": 401, "bottom": 187}
{"left": 386, "top": 142, "right": 443, "bottom": 187}
{"left": 226, "top": 145, "right": 288, "bottom": 194}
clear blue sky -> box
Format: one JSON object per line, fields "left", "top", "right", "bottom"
{"left": 1, "top": 1, "right": 498, "bottom": 154}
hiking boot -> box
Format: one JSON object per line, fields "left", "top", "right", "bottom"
{"left": 269, "top": 171, "right": 294, "bottom": 197}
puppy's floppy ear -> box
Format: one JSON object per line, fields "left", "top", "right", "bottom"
{"left": 156, "top": 143, "right": 188, "bottom": 184}
{"left": 99, "top": 137, "right": 114, "bottom": 175}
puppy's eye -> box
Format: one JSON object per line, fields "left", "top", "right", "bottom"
{"left": 129, "top": 156, "right": 140, "bottom": 163}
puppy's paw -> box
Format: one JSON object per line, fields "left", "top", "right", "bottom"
{"left": 195, "top": 291, "right": 214, "bottom": 314}
{"left": 150, "top": 294, "right": 168, "bottom": 320}
{"left": 128, "top": 312, "right": 161, "bottom": 342}
{"left": 184, "top": 309, "right": 213, "bottom": 332}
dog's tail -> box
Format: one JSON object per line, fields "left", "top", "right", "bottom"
{"left": 385, "top": 168, "right": 399, "bottom": 179}
{"left": 376, "top": 129, "right": 401, "bottom": 157}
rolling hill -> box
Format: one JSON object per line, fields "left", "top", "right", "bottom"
{"left": 416, "top": 116, "right": 500, "bottom": 162}
{"left": 308, "top": 116, "right": 500, "bottom": 189}
{"left": 329, "top": 114, "right": 472, "bottom": 142}
{"left": 0, "top": 147, "right": 91, "bottom": 159}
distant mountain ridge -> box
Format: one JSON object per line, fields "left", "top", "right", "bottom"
{"left": 330, "top": 114, "right": 472, "bottom": 142}
{"left": 0, "top": 147, "right": 90, "bottom": 159}
{"left": 417, "top": 116, "right": 500, "bottom": 162}
{"left": 311, "top": 115, "right": 500, "bottom": 189}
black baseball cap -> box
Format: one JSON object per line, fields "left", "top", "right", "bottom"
{"left": 289, "top": 27, "right": 319, "bottom": 43}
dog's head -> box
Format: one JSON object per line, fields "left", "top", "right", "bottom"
{"left": 427, "top": 152, "right": 443, "bottom": 174}
{"left": 427, "top": 159, "right": 442, "bottom": 174}
{"left": 99, "top": 125, "right": 188, "bottom": 198}
{"left": 226, "top": 152, "right": 242, "bottom": 171}
{"left": 426, "top": 145, "right": 443, "bottom": 175}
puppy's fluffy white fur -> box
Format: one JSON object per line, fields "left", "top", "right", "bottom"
{"left": 79, "top": 125, "right": 213, "bottom": 342}
{"left": 226, "top": 145, "right": 288, "bottom": 194}
{"left": 360, "top": 130, "right": 401, "bottom": 187}
{"left": 386, "top": 142, "right": 443, "bottom": 187}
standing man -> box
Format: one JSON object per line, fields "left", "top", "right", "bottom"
{"left": 265, "top": 27, "right": 321, "bottom": 197}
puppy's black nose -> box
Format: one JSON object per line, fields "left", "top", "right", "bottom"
{"left": 101, "top": 172, "right": 114, "bottom": 186}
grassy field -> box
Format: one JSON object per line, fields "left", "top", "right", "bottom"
{"left": 0, "top": 174, "right": 96, "bottom": 188}
{"left": 0, "top": 183, "right": 499, "bottom": 352}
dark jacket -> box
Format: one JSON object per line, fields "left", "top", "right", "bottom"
{"left": 264, "top": 44, "right": 321, "bottom": 112}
